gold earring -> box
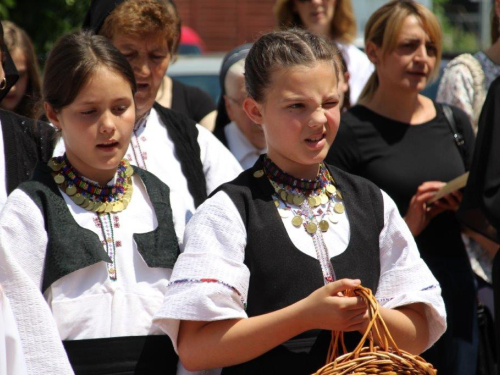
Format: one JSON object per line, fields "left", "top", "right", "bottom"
{"left": 0, "top": 78, "right": 6, "bottom": 91}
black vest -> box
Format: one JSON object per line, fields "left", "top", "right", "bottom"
{"left": 0, "top": 109, "right": 55, "bottom": 194}
{"left": 215, "top": 158, "right": 384, "bottom": 375}
{"left": 153, "top": 103, "right": 207, "bottom": 208}
{"left": 19, "top": 162, "right": 180, "bottom": 293}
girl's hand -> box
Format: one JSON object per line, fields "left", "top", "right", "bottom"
{"left": 297, "top": 278, "right": 368, "bottom": 332}
{"left": 404, "top": 181, "right": 462, "bottom": 236}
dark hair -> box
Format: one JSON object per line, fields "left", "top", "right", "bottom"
{"left": 43, "top": 30, "right": 136, "bottom": 112}
{"left": 245, "top": 29, "right": 340, "bottom": 103}
{"left": 2, "top": 21, "right": 41, "bottom": 119}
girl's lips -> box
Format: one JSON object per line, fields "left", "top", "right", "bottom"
{"left": 305, "top": 134, "right": 326, "bottom": 149}
{"left": 305, "top": 133, "right": 326, "bottom": 142}
{"left": 96, "top": 141, "right": 119, "bottom": 150}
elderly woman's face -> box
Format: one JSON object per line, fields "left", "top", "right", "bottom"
{"left": 112, "top": 32, "right": 170, "bottom": 119}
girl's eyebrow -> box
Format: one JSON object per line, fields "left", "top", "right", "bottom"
{"left": 76, "top": 97, "right": 131, "bottom": 105}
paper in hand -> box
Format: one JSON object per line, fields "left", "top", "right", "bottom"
{"left": 428, "top": 172, "right": 469, "bottom": 204}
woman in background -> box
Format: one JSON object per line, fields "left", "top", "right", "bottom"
{"left": 0, "top": 21, "right": 54, "bottom": 210}
{"left": 274, "top": 0, "right": 372, "bottom": 104}
{"left": 0, "top": 21, "right": 41, "bottom": 119}
{"left": 325, "top": 1, "right": 477, "bottom": 373}
{"left": 154, "top": 0, "right": 217, "bottom": 131}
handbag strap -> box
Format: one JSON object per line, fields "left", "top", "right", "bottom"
{"left": 442, "top": 104, "right": 467, "bottom": 164}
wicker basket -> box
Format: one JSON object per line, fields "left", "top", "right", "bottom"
{"left": 314, "top": 286, "right": 437, "bottom": 375}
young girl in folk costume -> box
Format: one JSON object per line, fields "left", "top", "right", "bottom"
{"left": 325, "top": 1, "right": 477, "bottom": 373}
{"left": 153, "top": 29, "right": 446, "bottom": 375}
{"left": 70, "top": 0, "right": 241, "bottom": 248}
{"left": 0, "top": 31, "right": 180, "bottom": 375}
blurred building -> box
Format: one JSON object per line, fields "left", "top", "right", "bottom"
{"left": 176, "top": 0, "right": 275, "bottom": 52}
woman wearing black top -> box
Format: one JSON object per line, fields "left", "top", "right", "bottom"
{"left": 0, "top": 21, "right": 54, "bottom": 207}
{"left": 325, "top": 1, "right": 477, "bottom": 374}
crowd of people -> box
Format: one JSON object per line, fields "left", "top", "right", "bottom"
{"left": 0, "top": 0, "right": 498, "bottom": 375}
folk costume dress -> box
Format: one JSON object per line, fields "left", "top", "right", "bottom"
{"left": 153, "top": 155, "right": 447, "bottom": 375}
{"left": 0, "top": 156, "right": 180, "bottom": 375}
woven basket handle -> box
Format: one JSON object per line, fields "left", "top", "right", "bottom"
{"left": 326, "top": 286, "right": 401, "bottom": 363}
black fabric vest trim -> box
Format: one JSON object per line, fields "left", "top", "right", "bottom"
{"left": 1, "top": 110, "right": 55, "bottom": 194}
{"left": 214, "top": 157, "right": 384, "bottom": 374}
{"left": 153, "top": 103, "right": 207, "bottom": 208}
{"left": 19, "top": 162, "right": 180, "bottom": 293}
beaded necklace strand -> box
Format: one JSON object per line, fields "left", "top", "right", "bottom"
{"left": 49, "top": 155, "right": 134, "bottom": 213}
{"left": 98, "top": 213, "right": 118, "bottom": 281}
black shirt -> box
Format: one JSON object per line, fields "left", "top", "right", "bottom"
{"left": 325, "top": 103, "right": 475, "bottom": 259}
{"left": 171, "top": 79, "right": 216, "bottom": 124}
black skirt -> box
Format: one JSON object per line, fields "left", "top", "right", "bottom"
{"left": 63, "top": 335, "right": 178, "bottom": 375}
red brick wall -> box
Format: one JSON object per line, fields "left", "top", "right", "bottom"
{"left": 176, "top": 0, "right": 276, "bottom": 52}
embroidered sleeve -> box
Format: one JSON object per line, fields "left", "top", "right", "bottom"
{"left": 0, "top": 189, "right": 75, "bottom": 374}
{"left": 196, "top": 125, "right": 243, "bottom": 195}
{"left": 377, "top": 190, "right": 447, "bottom": 350}
{"left": 153, "top": 191, "right": 249, "bottom": 352}
{"left": 436, "top": 63, "right": 475, "bottom": 124}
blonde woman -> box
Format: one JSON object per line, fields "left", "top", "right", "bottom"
{"left": 326, "top": 1, "right": 477, "bottom": 374}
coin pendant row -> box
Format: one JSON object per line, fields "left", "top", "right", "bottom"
{"left": 50, "top": 159, "right": 134, "bottom": 213}
{"left": 258, "top": 168, "right": 345, "bottom": 234}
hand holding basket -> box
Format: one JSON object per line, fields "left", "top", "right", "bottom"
{"left": 314, "top": 285, "right": 437, "bottom": 375}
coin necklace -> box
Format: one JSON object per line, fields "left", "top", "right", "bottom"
{"left": 260, "top": 157, "right": 345, "bottom": 234}
{"left": 257, "top": 166, "right": 338, "bottom": 284}
{"left": 48, "top": 155, "right": 134, "bottom": 213}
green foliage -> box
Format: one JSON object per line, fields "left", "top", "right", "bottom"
{"left": 3, "top": 0, "right": 91, "bottom": 61}
{"left": 0, "top": 0, "right": 16, "bottom": 19}
{"left": 433, "top": 0, "right": 480, "bottom": 53}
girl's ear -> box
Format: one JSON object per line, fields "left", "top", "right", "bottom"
{"left": 243, "top": 97, "right": 264, "bottom": 125}
{"left": 44, "top": 102, "right": 61, "bottom": 130}
{"left": 365, "top": 41, "right": 379, "bottom": 65}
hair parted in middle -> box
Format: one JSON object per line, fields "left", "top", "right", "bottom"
{"left": 2, "top": 20, "right": 41, "bottom": 119}
{"left": 99, "top": 0, "right": 179, "bottom": 55}
{"left": 273, "top": 0, "right": 357, "bottom": 43}
{"left": 358, "top": 0, "right": 442, "bottom": 103}
{"left": 245, "top": 28, "right": 341, "bottom": 103}
{"left": 43, "top": 30, "right": 136, "bottom": 113}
